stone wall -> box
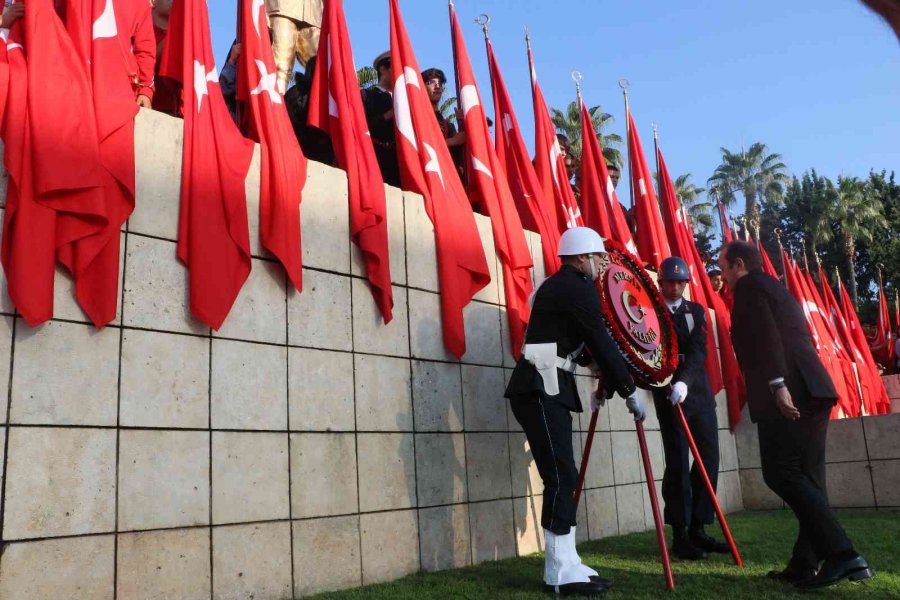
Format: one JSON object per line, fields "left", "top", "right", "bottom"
{"left": 735, "top": 394, "right": 900, "bottom": 511}
{"left": 0, "top": 109, "right": 741, "bottom": 599}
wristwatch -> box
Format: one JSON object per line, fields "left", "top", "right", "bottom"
{"left": 768, "top": 378, "right": 786, "bottom": 394}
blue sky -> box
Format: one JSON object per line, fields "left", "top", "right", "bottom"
{"left": 210, "top": 0, "right": 900, "bottom": 221}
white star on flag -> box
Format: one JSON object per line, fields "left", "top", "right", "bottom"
{"left": 193, "top": 60, "right": 218, "bottom": 113}
{"left": 423, "top": 142, "right": 444, "bottom": 189}
{"left": 502, "top": 113, "right": 513, "bottom": 133}
{"left": 251, "top": 59, "right": 282, "bottom": 104}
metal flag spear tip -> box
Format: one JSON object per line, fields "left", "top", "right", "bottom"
{"left": 571, "top": 70, "right": 583, "bottom": 104}
{"left": 474, "top": 13, "right": 490, "bottom": 37}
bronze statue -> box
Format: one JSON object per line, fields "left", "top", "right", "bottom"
{"left": 267, "top": 0, "right": 323, "bottom": 94}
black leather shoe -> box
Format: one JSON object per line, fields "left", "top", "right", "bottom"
{"left": 766, "top": 564, "right": 817, "bottom": 583}
{"left": 589, "top": 575, "right": 612, "bottom": 589}
{"left": 795, "top": 554, "right": 874, "bottom": 589}
{"left": 544, "top": 580, "right": 609, "bottom": 596}
{"left": 690, "top": 529, "right": 730, "bottom": 554}
{"left": 672, "top": 536, "right": 707, "bottom": 560}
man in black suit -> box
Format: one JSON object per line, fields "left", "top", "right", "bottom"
{"left": 652, "top": 257, "right": 729, "bottom": 560}
{"left": 506, "top": 226, "right": 644, "bottom": 597}
{"left": 719, "top": 241, "right": 873, "bottom": 589}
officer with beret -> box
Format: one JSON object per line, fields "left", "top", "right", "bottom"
{"left": 506, "top": 226, "right": 645, "bottom": 597}
{"left": 652, "top": 256, "right": 729, "bottom": 560}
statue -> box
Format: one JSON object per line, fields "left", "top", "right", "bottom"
{"left": 267, "top": 0, "right": 323, "bottom": 94}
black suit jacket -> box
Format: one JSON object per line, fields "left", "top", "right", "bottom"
{"left": 505, "top": 265, "right": 636, "bottom": 411}
{"left": 730, "top": 271, "right": 837, "bottom": 422}
{"left": 652, "top": 299, "right": 715, "bottom": 415}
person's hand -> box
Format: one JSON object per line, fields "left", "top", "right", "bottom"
{"left": 669, "top": 381, "right": 688, "bottom": 406}
{"left": 1, "top": 3, "right": 25, "bottom": 28}
{"left": 382, "top": 109, "right": 394, "bottom": 121}
{"left": 446, "top": 131, "right": 466, "bottom": 147}
{"left": 136, "top": 94, "right": 152, "bottom": 109}
{"left": 775, "top": 387, "right": 800, "bottom": 420}
{"left": 625, "top": 395, "right": 646, "bottom": 421}
{"left": 228, "top": 43, "right": 242, "bottom": 65}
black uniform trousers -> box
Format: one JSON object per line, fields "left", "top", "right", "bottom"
{"left": 757, "top": 403, "right": 853, "bottom": 568}
{"left": 652, "top": 393, "right": 719, "bottom": 528}
{"left": 511, "top": 392, "right": 577, "bottom": 535}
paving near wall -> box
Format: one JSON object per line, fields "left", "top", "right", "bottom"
{"left": 0, "top": 109, "right": 741, "bottom": 599}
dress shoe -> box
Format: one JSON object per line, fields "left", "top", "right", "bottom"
{"left": 689, "top": 527, "right": 730, "bottom": 554}
{"left": 544, "top": 576, "right": 611, "bottom": 594}
{"left": 672, "top": 535, "right": 707, "bottom": 560}
{"left": 766, "top": 563, "right": 817, "bottom": 583}
{"left": 544, "top": 580, "right": 608, "bottom": 596}
{"left": 795, "top": 554, "right": 874, "bottom": 589}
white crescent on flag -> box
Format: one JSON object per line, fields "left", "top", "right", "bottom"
{"left": 472, "top": 156, "right": 493, "bottom": 179}
{"left": 394, "top": 66, "right": 419, "bottom": 151}
{"left": 252, "top": 0, "right": 265, "bottom": 39}
{"left": 92, "top": 0, "right": 118, "bottom": 40}
{"left": 459, "top": 84, "right": 479, "bottom": 117}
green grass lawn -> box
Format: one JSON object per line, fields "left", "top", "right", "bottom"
{"left": 301, "top": 510, "right": 899, "bottom": 599}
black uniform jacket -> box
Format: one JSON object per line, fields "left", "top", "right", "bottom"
{"left": 505, "top": 265, "right": 637, "bottom": 411}
{"left": 730, "top": 271, "right": 837, "bottom": 422}
{"left": 661, "top": 299, "right": 715, "bottom": 415}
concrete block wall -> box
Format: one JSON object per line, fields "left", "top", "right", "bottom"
{"left": 0, "top": 109, "right": 741, "bottom": 599}
{"left": 736, "top": 405, "right": 900, "bottom": 511}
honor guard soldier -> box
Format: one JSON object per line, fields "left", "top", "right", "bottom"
{"left": 651, "top": 257, "right": 729, "bottom": 560}
{"left": 505, "top": 227, "right": 646, "bottom": 597}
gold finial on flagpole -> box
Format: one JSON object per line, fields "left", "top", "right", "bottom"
{"left": 571, "top": 70, "right": 583, "bottom": 104}
{"left": 651, "top": 122, "right": 659, "bottom": 140}
{"left": 474, "top": 13, "right": 490, "bottom": 38}
{"left": 751, "top": 218, "right": 761, "bottom": 241}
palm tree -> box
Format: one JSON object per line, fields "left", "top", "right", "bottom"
{"left": 674, "top": 173, "right": 713, "bottom": 230}
{"left": 357, "top": 66, "right": 379, "bottom": 90}
{"left": 551, "top": 101, "right": 623, "bottom": 169}
{"left": 707, "top": 142, "right": 789, "bottom": 223}
{"left": 827, "top": 176, "right": 886, "bottom": 302}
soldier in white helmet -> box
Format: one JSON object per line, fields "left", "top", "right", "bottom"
{"left": 505, "top": 227, "right": 645, "bottom": 597}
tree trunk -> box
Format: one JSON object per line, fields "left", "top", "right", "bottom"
{"left": 745, "top": 188, "right": 759, "bottom": 224}
{"left": 845, "top": 237, "right": 858, "bottom": 305}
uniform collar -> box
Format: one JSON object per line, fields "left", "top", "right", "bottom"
{"left": 665, "top": 297, "right": 684, "bottom": 313}
{"left": 560, "top": 264, "right": 588, "bottom": 280}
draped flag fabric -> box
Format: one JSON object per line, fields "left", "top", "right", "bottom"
{"left": 718, "top": 201, "right": 734, "bottom": 243}
{"left": 874, "top": 274, "right": 894, "bottom": 368}
{"left": 782, "top": 253, "right": 853, "bottom": 418}
{"left": 309, "top": 0, "right": 393, "bottom": 322}
{"left": 449, "top": 3, "right": 533, "bottom": 359}
{"left": 819, "top": 265, "right": 882, "bottom": 416}
{"left": 64, "top": 0, "right": 150, "bottom": 326}
{"left": 237, "top": 0, "right": 307, "bottom": 292}
{"left": 658, "top": 145, "right": 746, "bottom": 428}
{"left": 579, "top": 99, "right": 637, "bottom": 256}
{"left": 389, "top": 0, "right": 490, "bottom": 358}
{"left": 528, "top": 40, "right": 581, "bottom": 233}
{"left": 626, "top": 112, "right": 669, "bottom": 271}
{"left": 800, "top": 265, "right": 861, "bottom": 417}
{"left": 159, "top": 0, "right": 254, "bottom": 330}
{"left": 839, "top": 279, "right": 891, "bottom": 414}
{"left": 1, "top": 0, "right": 108, "bottom": 326}
{"left": 485, "top": 39, "right": 559, "bottom": 275}
{"left": 758, "top": 238, "right": 779, "bottom": 279}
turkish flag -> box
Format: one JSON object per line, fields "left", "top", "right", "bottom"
{"left": 579, "top": 99, "right": 637, "bottom": 256}
{"left": 485, "top": 39, "right": 559, "bottom": 275}
{"left": 717, "top": 201, "right": 734, "bottom": 244}
{"left": 874, "top": 273, "right": 894, "bottom": 368}
{"left": 450, "top": 3, "right": 532, "bottom": 359}
{"left": 308, "top": 0, "right": 393, "bottom": 322}
{"left": 839, "top": 279, "right": 891, "bottom": 414}
{"left": 627, "top": 112, "right": 669, "bottom": 271}
{"left": 63, "top": 0, "right": 152, "bottom": 326}
{"left": 237, "top": 0, "right": 307, "bottom": 292}
{"left": 782, "top": 253, "right": 854, "bottom": 418}
{"left": 159, "top": 0, "right": 254, "bottom": 330}
{"left": 658, "top": 145, "right": 747, "bottom": 428}
{"left": 389, "top": 0, "right": 489, "bottom": 358}
{"left": 758, "top": 238, "right": 779, "bottom": 279}
{"left": 528, "top": 43, "right": 581, "bottom": 233}
{"left": 1, "top": 0, "right": 108, "bottom": 326}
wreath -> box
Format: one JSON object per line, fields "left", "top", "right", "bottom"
{"left": 595, "top": 240, "right": 678, "bottom": 388}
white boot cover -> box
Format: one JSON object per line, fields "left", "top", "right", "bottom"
{"left": 543, "top": 527, "right": 596, "bottom": 586}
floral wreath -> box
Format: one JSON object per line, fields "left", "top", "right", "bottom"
{"left": 595, "top": 240, "right": 678, "bottom": 388}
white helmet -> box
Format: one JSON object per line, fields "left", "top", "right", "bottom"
{"left": 557, "top": 227, "right": 605, "bottom": 257}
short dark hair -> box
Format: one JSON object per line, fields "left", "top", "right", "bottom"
{"left": 722, "top": 241, "right": 763, "bottom": 272}
{"left": 708, "top": 268, "right": 722, "bottom": 277}
{"left": 421, "top": 68, "right": 446, "bottom": 85}
{"left": 607, "top": 163, "right": 620, "bottom": 173}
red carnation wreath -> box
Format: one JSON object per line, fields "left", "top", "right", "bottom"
{"left": 595, "top": 240, "right": 678, "bottom": 388}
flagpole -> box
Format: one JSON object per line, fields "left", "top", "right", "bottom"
{"left": 525, "top": 26, "right": 535, "bottom": 105}
{"left": 618, "top": 79, "right": 634, "bottom": 214}
{"left": 713, "top": 188, "right": 726, "bottom": 242}
{"left": 447, "top": 0, "right": 468, "bottom": 185}
{"left": 652, "top": 123, "right": 660, "bottom": 200}
{"left": 774, "top": 227, "right": 787, "bottom": 281}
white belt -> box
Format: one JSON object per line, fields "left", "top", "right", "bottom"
{"left": 523, "top": 342, "right": 583, "bottom": 396}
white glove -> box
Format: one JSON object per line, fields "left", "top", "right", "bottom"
{"left": 669, "top": 381, "right": 688, "bottom": 406}
{"left": 625, "top": 395, "right": 646, "bottom": 421}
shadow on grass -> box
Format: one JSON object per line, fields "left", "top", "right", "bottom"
{"left": 302, "top": 511, "right": 900, "bottom": 600}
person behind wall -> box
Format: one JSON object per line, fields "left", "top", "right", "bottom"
{"left": 422, "top": 66, "right": 466, "bottom": 184}
{"left": 361, "top": 50, "right": 400, "bottom": 187}
{"left": 284, "top": 54, "right": 335, "bottom": 165}
{"left": 651, "top": 256, "right": 730, "bottom": 561}
{"left": 505, "top": 226, "right": 645, "bottom": 597}
{"left": 720, "top": 241, "right": 874, "bottom": 589}
{"left": 150, "top": 0, "right": 181, "bottom": 116}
